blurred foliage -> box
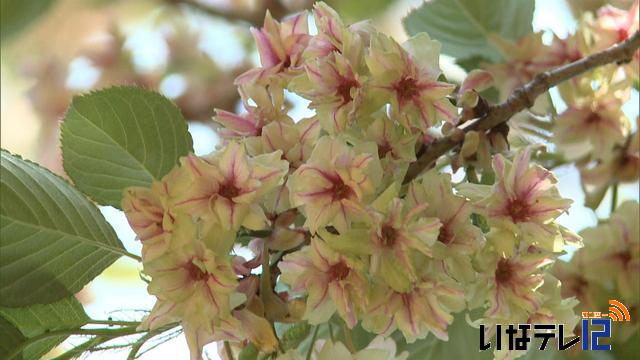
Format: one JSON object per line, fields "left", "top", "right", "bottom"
{"left": 326, "top": 0, "right": 394, "bottom": 21}
{"left": 403, "top": 0, "right": 534, "bottom": 62}
{"left": 0, "top": 0, "right": 55, "bottom": 41}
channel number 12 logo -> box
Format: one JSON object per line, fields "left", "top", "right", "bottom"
{"left": 582, "top": 299, "right": 631, "bottom": 351}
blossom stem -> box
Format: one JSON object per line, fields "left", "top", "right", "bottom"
{"left": 260, "top": 240, "right": 282, "bottom": 352}
{"left": 328, "top": 322, "right": 335, "bottom": 343}
{"left": 610, "top": 183, "right": 619, "bottom": 214}
{"left": 127, "top": 330, "right": 160, "bottom": 360}
{"left": 306, "top": 326, "right": 320, "bottom": 360}
{"left": 466, "top": 166, "right": 479, "bottom": 183}
{"left": 341, "top": 322, "right": 355, "bottom": 353}
{"left": 404, "top": 30, "right": 640, "bottom": 183}
{"left": 224, "top": 341, "right": 235, "bottom": 360}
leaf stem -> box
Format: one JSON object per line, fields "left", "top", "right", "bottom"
{"left": 328, "top": 322, "right": 335, "bottom": 343}
{"left": 124, "top": 251, "right": 143, "bottom": 262}
{"left": 88, "top": 319, "right": 141, "bottom": 326}
{"left": 127, "top": 331, "right": 157, "bottom": 360}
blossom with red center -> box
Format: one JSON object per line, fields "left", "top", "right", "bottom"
{"left": 554, "top": 84, "right": 630, "bottom": 159}
{"left": 580, "top": 125, "right": 639, "bottom": 207}
{"left": 366, "top": 32, "right": 457, "bottom": 132}
{"left": 580, "top": 201, "right": 639, "bottom": 302}
{"left": 288, "top": 136, "right": 382, "bottom": 233}
{"left": 214, "top": 83, "right": 290, "bottom": 139}
{"left": 364, "top": 184, "right": 441, "bottom": 292}
{"left": 588, "top": 0, "right": 639, "bottom": 80}
{"left": 473, "top": 251, "right": 552, "bottom": 322}
{"left": 235, "top": 11, "right": 310, "bottom": 85}
{"left": 362, "top": 278, "right": 464, "bottom": 342}
{"left": 291, "top": 52, "right": 368, "bottom": 133}
{"left": 476, "top": 149, "right": 576, "bottom": 252}
{"left": 172, "top": 142, "right": 288, "bottom": 231}
{"left": 139, "top": 240, "right": 246, "bottom": 360}
{"left": 485, "top": 32, "right": 578, "bottom": 100}
{"left": 552, "top": 251, "right": 597, "bottom": 310}
{"left": 553, "top": 201, "right": 640, "bottom": 342}
{"left": 407, "top": 170, "right": 484, "bottom": 282}
{"left": 278, "top": 237, "right": 367, "bottom": 328}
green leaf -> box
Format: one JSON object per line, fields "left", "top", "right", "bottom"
{"left": 238, "top": 343, "right": 258, "bottom": 360}
{"left": 403, "top": 0, "right": 535, "bottom": 61}
{"left": 0, "top": 317, "right": 26, "bottom": 360}
{"left": 0, "top": 297, "right": 88, "bottom": 360}
{"left": 281, "top": 323, "right": 311, "bottom": 351}
{"left": 61, "top": 86, "right": 193, "bottom": 209}
{"left": 0, "top": 150, "right": 126, "bottom": 306}
{"left": 0, "top": 0, "right": 55, "bottom": 41}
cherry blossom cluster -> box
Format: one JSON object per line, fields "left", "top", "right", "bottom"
{"left": 114, "top": 2, "right": 630, "bottom": 359}
{"left": 554, "top": 201, "right": 639, "bottom": 341}
{"left": 482, "top": 0, "right": 639, "bottom": 207}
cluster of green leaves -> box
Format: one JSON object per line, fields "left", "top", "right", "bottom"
{"left": 0, "top": 87, "right": 192, "bottom": 359}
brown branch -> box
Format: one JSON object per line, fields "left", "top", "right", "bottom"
{"left": 403, "top": 30, "right": 640, "bottom": 184}
{"left": 168, "top": 0, "right": 289, "bottom": 27}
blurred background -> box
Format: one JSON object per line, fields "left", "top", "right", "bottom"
{"left": 1, "top": 0, "right": 638, "bottom": 358}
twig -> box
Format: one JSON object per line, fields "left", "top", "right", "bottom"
{"left": 403, "top": 30, "right": 640, "bottom": 183}
{"left": 168, "top": 0, "right": 289, "bottom": 27}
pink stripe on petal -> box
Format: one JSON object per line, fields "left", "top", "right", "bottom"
{"left": 493, "top": 154, "right": 506, "bottom": 177}
{"left": 299, "top": 118, "right": 320, "bottom": 141}
{"left": 460, "top": 70, "right": 494, "bottom": 94}
{"left": 434, "top": 100, "right": 457, "bottom": 122}
{"left": 252, "top": 28, "right": 281, "bottom": 67}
